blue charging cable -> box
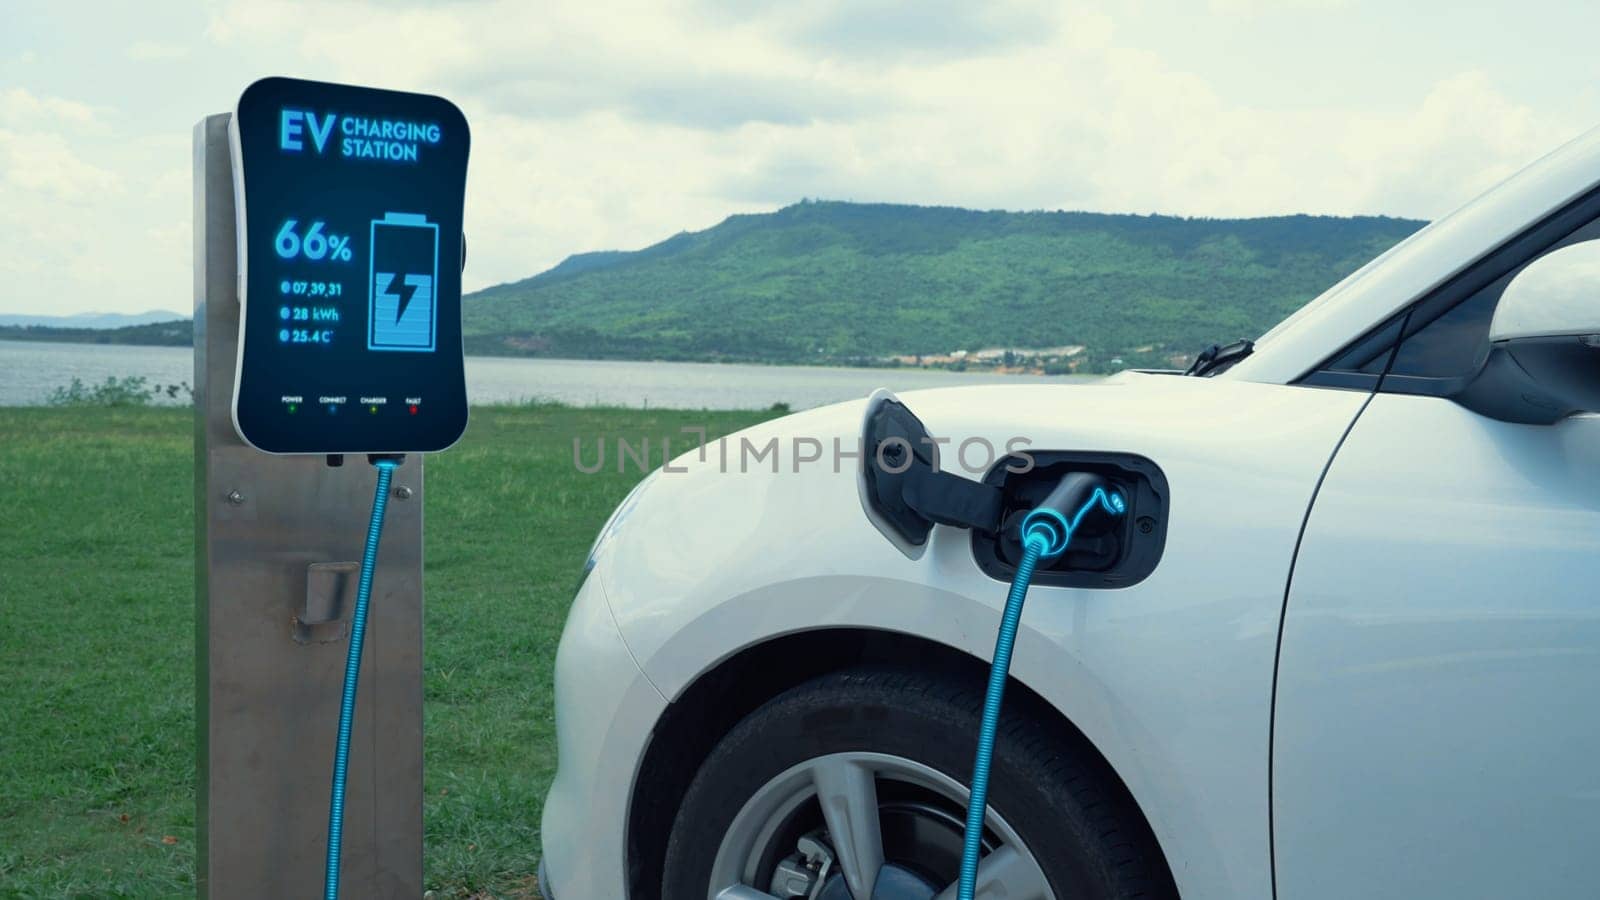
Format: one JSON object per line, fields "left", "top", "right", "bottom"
{"left": 958, "top": 486, "right": 1124, "bottom": 900}
{"left": 325, "top": 458, "right": 399, "bottom": 900}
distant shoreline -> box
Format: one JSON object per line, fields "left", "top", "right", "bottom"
{"left": 0, "top": 329, "right": 1129, "bottom": 374}
{"left": 0, "top": 338, "right": 1100, "bottom": 410}
{"left": 0, "top": 321, "right": 193, "bottom": 348}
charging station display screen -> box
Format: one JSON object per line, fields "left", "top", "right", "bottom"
{"left": 231, "top": 77, "right": 470, "bottom": 454}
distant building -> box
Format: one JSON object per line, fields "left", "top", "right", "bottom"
{"left": 886, "top": 345, "right": 1088, "bottom": 369}
{"left": 972, "top": 345, "right": 1085, "bottom": 360}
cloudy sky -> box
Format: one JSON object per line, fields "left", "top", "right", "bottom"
{"left": 2, "top": 0, "right": 1596, "bottom": 316}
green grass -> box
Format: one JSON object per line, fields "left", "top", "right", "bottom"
{"left": 0, "top": 404, "right": 772, "bottom": 898}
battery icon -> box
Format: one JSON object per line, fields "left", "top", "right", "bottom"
{"left": 368, "top": 212, "right": 440, "bottom": 352}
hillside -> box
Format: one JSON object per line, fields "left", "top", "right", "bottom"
{"left": 0, "top": 319, "right": 192, "bottom": 346}
{"left": 465, "top": 201, "right": 1424, "bottom": 371}
{"left": 0, "top": 310, "right": 188, "bottom": 329}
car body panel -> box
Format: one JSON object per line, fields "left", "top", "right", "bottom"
{"left": 540, "top": 565, "right": 665, "bottom": 900}
{"left": 596, "top": 374, "right": 1367, "bottom": 899}
{"left": 1225, "top": 125, "right": 1600, "bottom": 385}
{"left": 1275, "top": 393, "right": 1600, "bottom": 898}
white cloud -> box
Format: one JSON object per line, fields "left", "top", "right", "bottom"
{"left": 0, "top": 0, "right": 1591, "bottom": 315}
{"left": 0, "top": 88, "right": 117, "bottom": 200}
{"left": 1206, "top": 0, "right": 1351, "bottom": 14}
{"left": 703, "top": 0, "right": 1064, "bottom": 58}
{"left": 0, "top": 86, "right": 101, "bottom": 127}
{"left": 1334, "top": 71, "right": 1577, "bottom": 217}
{"left": 0, "top": 129, "right": 119, "bottom": 199}
{"left": 125, "top": 40, "right": 190, "bottom": 61}
{"left": 0, "top": 89, "right": 178, "bottom": 315}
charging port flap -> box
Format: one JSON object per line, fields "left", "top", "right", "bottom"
{"left": 858, "top": 389, "right": 937, "bottom": 558}
{"left": 858, "top": 389, "right": 1009, "bottom": 558}
{"left": 857, "top": 387, "right": 1004, "bottom": 554}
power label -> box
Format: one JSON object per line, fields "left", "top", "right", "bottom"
{"left": 369, "top": 213, "right": 439, "bottom": 351}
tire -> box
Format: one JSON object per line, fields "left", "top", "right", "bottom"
{"left": 662, "top": 667, "right": 1176, "bottom": 900}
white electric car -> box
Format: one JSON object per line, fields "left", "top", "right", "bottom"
{"left": 539, "top": 127, "right": 1600, "bottom": 900}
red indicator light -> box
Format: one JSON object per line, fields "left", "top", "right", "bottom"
{"left": 408, "top": 404, "right": 419, "bottom": 415}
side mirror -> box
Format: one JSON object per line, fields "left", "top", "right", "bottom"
{"left": 1455, "top": 239, "right": 1600, "bottom": 424}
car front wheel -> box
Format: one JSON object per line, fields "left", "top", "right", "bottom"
{"left": 662, "top": 667, "right": 1176, "bottom": 900}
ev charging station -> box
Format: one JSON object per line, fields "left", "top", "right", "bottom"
{"left": 193, "top": 77, "right": 468, "bottom": 898}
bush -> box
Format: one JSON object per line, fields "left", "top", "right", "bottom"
{"left": 45, "top": 376, "right": 192, "bottom": 407}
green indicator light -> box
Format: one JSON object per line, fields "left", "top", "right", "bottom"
{"left": 287, "top": 404, "right": 298, "bottom": 414}
{"left": 369, "top": 405, "right": 379, "bottom": 415}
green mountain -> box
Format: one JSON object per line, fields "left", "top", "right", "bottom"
{"left": 464, "top": 200, "right": 1424, "bottom": 371}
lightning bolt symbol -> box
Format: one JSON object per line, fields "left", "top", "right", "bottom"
{"left": 388, "top": 273, "right": 420, "bottom": 324}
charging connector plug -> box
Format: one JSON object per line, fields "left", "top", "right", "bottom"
{"left": 958, "top": 471, "right": 1126, "bottom": 900}
{"left": 1020, "top": 472, "right": 1126, "bottom": 559}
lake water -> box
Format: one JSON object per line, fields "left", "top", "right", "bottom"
{"left": 0, "top": 339, "right": 1087, "bottom": 410}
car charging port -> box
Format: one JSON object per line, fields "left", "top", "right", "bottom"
{"left": 853, "top": 391, "right": 1175, "bottom": 899}
{"left": 974, "top": 451, "right": 1169, "bottom": 589}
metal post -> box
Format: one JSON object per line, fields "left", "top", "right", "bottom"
{"left": 194, "top": 113, "right": 424, "bottom": 899}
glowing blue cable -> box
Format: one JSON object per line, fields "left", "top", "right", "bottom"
{"left": 958, "top": 487, "right": 1124, "bottom": 900}
{"left": 325, "top": 458, "right": 398, "bottom": 900}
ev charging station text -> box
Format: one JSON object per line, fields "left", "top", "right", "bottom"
{"left": 280, "top": 109, "right": 442, "bottom": 162}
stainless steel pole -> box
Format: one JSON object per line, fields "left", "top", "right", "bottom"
{"left": 194, "top": 113, "right": 424, "bottom": 899}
